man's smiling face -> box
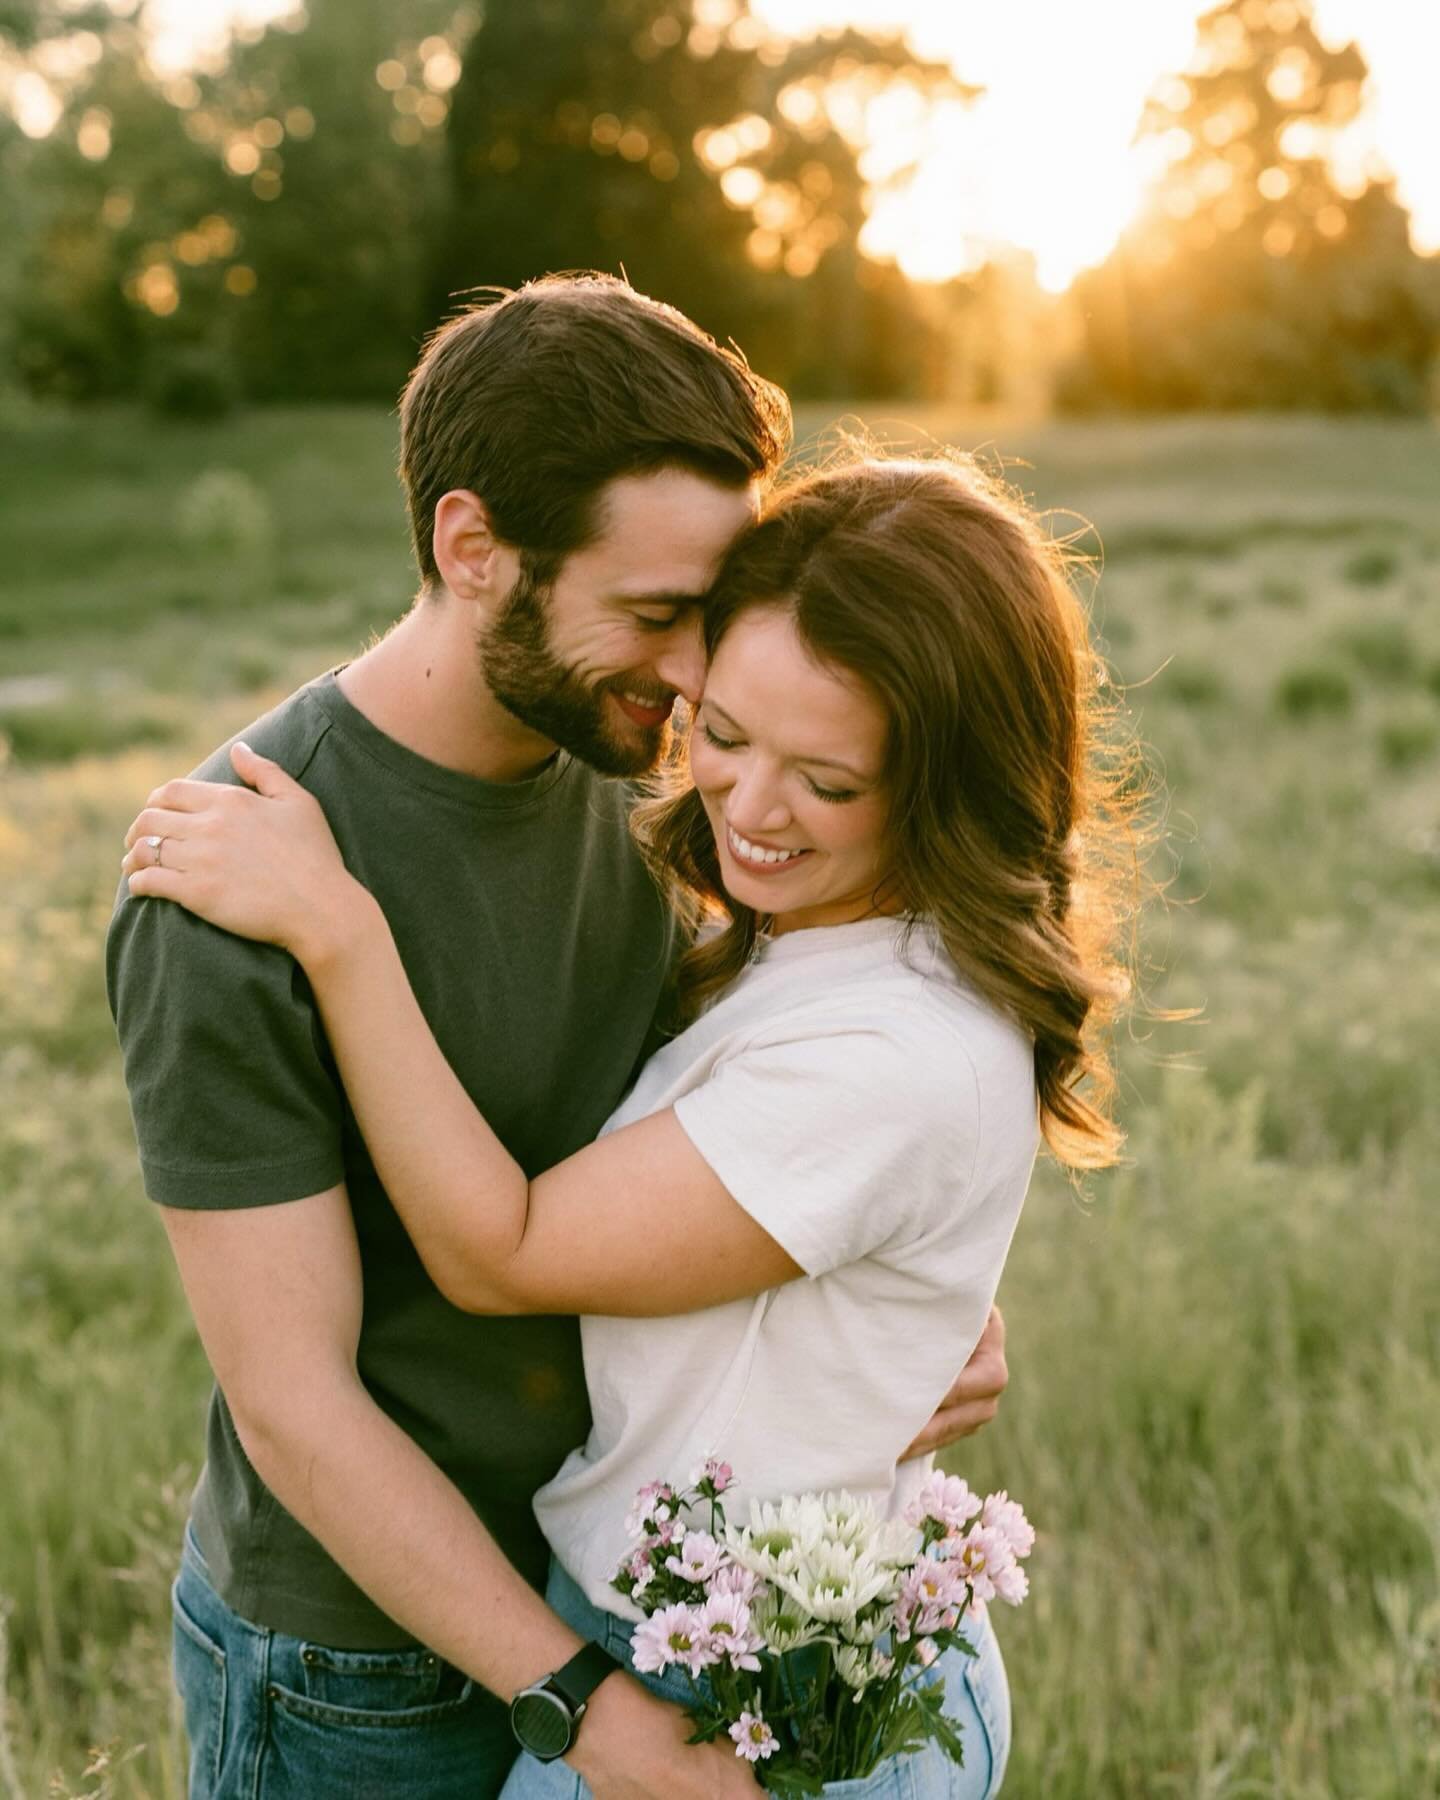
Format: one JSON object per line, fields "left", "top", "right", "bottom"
{"left": 478, "top": 467, "right": 759, "bottom": 777}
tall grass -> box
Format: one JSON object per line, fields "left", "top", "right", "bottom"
{"left": 1, "top": 409, "right": 1437, "bottom": 1795}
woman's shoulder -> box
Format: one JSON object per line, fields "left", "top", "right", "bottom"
{"left": 912, "top": 951, "right": 1035, "bottom": 1079}
{"left": 749, "top": 919, "right": 1030, "bottom": 1060}
{"left": 658, "top": 919, "right": 1034, "bottom": 1127}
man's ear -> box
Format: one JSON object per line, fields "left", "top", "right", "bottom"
{"left": 432, "top": 489, "right": 519, "bottom": 604}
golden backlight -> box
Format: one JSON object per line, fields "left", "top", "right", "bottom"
{"left": 755, "top": 0, "right": 1440, "bottom": 289}
{"left": 139, "top": 0, "right": 1440, "bottom": 293}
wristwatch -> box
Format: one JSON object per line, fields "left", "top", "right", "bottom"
{"left": 510, "top": 1641, "right": 622, "bottom": 1762}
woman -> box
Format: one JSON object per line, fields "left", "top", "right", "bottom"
{"left": 122, "top": 455, "right": 1141, "bottom": 1796}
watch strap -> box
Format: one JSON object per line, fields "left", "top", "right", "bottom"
{"left": 546, "top": 1640, "right": 623, "bottom": 1714}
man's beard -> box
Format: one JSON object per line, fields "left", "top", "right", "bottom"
{"left": 476, "top": 566, "right": 672, "bottom": 778}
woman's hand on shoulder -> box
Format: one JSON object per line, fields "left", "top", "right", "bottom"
{"left": 121, "top": 741, "right": 375, "bottom": 965}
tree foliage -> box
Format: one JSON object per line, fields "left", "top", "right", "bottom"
{"left": 6, "top": 0, "right": 455, "bottom": 404}
{"left": 436, "top": 0, "right": 967, "bottom": 391}
{"left": 1062, "top": 0, "right": 1439, "bottom": 413}
{"left": 4, "top": 0, "right": 964, "bottom": 404}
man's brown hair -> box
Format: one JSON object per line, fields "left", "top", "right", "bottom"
{"left": 399, "top": 273, "right": 791, "bottom": 587}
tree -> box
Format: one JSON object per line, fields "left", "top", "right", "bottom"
{"left": 3, "top": 0, "right": 978, "bottom": 403}
{"left": 436, "top": 0, "right": 972, "bottom": 393}
{"left": 0, "top": 1, "right": 125, "bottom": 402}
{"left": 1062, "top": 0, "right": 1438, "bottom": 412}
{"left": 6, "top": 0, "right": 456, "bottom": 403}
{"left": 197, "top": 0, "right": 456, "bottom": 399}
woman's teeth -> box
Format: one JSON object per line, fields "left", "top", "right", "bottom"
{"left": 728, "top": 826, "right": 807, "bottom": 868}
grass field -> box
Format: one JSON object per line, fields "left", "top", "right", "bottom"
{"left": 2, "top": 406, "right": 1438, "bottom": 1797}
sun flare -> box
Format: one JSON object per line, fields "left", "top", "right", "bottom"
{"left": 131, "top": 0, "right": 1440, "bottom": 293}
{"left": 756, "top": 0, "right": 1440, "bottom": 288}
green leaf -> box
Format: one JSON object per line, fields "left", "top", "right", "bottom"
{"left": 760, "top": 1762, "right": 826, "bottom": 1796}
{"left": 866, "top": 1693, "right": 931, "bottom": 1768}
{"left": 911, "top": 1678, "right": 968, "bottom": 1768}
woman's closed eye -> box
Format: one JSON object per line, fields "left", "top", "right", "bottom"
{"left": 700, "top": 721, "right": 859, "bottom": 805}
{"left": 805, "top": 777, "right": 859, "bottom": 805}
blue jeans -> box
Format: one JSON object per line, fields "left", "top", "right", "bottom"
{"left": 500, "top": 1562, "right": 1011, "bottom": 1799}
{"left": 172, "top": 1526, "right": 517, "bottom": 1797}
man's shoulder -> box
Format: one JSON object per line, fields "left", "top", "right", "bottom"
{"left": 105, "top": 679, "right": 347, "bottom": 1204}
{"left": 187, "top": 673, "right": 335, "bottom": 791}
{"left": 106, "top": 673, "right": 337, "bottom": 983}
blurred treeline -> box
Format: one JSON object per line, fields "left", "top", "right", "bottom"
{"left": 1, "top": 0, "right": 984, "bottom": 411}
{"left": 0, "top": 0, "right": 1437, "bottom": 415}
{"left": 1065, "top": 0, "right": 1440, "bottom": 414}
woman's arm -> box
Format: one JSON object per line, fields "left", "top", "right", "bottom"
{"left": 122, "top": 746, "right": 803, "bottom": 1318}
{"left": 301, "top": 883, "right": 803, "bottom": 1316}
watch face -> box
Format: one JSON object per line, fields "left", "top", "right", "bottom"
{"left": 511, "top": 1686, "right": 574, "bottom": 1761}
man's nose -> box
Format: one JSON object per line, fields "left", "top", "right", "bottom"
{"left": 653, "top": 616, "right": 707, "bottom": 706}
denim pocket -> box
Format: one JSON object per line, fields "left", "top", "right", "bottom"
{"left": 267, "top": 1643, "right": 477, "bottom": 1729}
{"left": 260, "top": 1668, "right": 505, "bottom": 1800}
{"left": 958, "top": 1626, "right": 1008, "bottom": 1799}
{"left": 172, "top": 1579, "right": 228, "bottom": 1794}
{"left": 294, "top": 1641, "right": 460, "bottom": 1714}
{"left": 817, "top": 1749, "right": 918, "bottom": 1796}
{"left": 602, "top": 1611, "right": 643, "bottom": 1665}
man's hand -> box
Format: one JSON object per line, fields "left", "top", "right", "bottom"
{"left": 901, "top": 1304, "right": 1008, "bottom": 1461}
{"left": 563, "top": 1298, "right": 1009, "bottom": 1794}
{"left": 568, "top": 1674, "right": 758, "bottom": 1797}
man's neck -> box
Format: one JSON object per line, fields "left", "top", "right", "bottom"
{"left": 338, "top": 600, "right": 560, "bottom": 784}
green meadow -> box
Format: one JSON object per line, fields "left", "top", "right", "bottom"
{"left": 2, "top": 408, "right": 1438, "bottom": 1797}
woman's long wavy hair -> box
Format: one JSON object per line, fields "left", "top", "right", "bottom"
{"left": 633, "top": 452, "right": 1157, "bottom": 1172}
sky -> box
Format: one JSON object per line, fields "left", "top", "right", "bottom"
{"left": 119, "top": 0, "right": 1440, "bottom": 290}
{"left": 753, "top": 0, "right": 1440, "bottom": 287}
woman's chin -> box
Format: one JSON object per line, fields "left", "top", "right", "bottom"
{"left": 719, "top": 866, "right": 780, "bottom": 916}
{"left": 717, "top": 871, "right": 756, "bottom": 909}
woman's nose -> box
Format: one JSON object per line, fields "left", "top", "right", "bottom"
{"left": 726, "top": 769, "right": 791, "bottom": 837}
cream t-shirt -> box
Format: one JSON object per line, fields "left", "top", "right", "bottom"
{"left": 533, "top": 915, "right": 1040, "bottom": 1618}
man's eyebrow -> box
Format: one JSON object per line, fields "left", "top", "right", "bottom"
{"left": 700, "top": 700, "right": 871, "bottom": 783}
{"left": 613, "top": 589, "right": 706, "bottom": 609}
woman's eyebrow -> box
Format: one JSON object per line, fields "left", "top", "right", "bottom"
{"left": 701, "top": 699, "right": 870, "bottom": 784}
{"left": 800, "top": 753, "right": 870, "bottom": 782}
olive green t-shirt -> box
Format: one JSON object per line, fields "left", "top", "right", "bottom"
{"left": 106, "top": 670, "right": 676, "bottom": 1647}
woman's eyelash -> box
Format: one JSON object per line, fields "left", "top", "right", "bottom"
{"left": 806, "top": 779, "right": 858, "bottom": 805}
{"left": 701, "top": 724, "right": 859, "bottom": 804}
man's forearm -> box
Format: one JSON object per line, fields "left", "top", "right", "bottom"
{"left": 237, "top": 1374, "right": 761, "bottom": 1798}
{"left": 235, "top": 1371, "right": 580, "bottom": 1698}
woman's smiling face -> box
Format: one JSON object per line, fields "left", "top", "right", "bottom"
{"left": 690, "top": 606, "right": 897, "bottom": 935}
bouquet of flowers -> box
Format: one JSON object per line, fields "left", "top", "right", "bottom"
{"left": 611, "top": 1460, "right": 1034, "bottom": 1795}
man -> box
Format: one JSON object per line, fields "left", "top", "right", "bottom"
{"left": 107, "top": 273, "right": 1009, "bottom": 1797}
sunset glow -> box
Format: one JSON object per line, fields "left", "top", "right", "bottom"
{"left": 42, "top": 0, "right": 1440, "bottom": 294}
{"left": 755, "top": 0, "right": 1440, "bottom": 288}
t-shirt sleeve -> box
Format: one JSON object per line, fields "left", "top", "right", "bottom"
{"left": 670, "top": 1019, "right": 981, "bottom": 1277}
{"left": 106, "top": 888, "right": 346, "bottom": 1209}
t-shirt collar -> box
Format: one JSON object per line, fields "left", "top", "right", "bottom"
{"left": 305, "top": 668, "right": 575, "bottom": 813}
